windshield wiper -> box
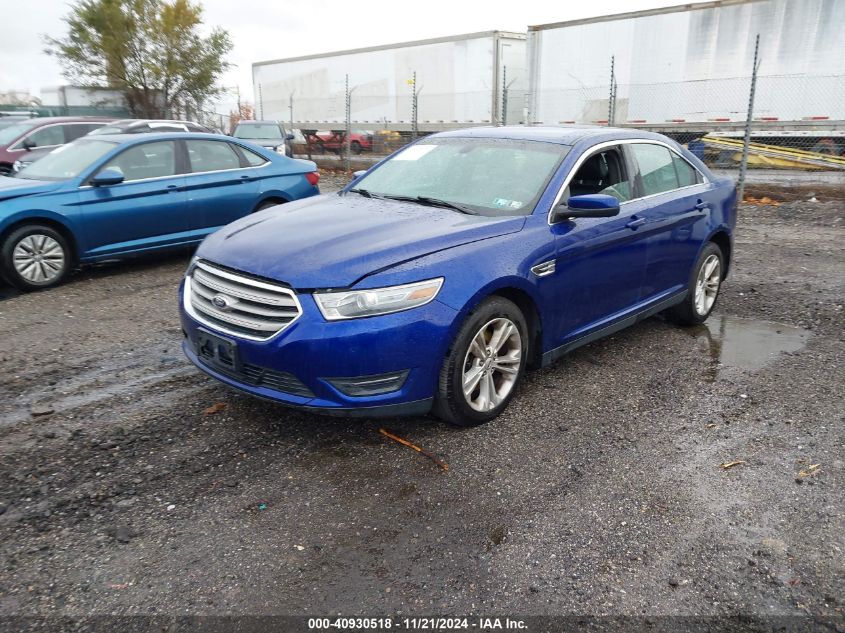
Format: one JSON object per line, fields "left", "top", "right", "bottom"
{"left": 347, "top": 187, "right": 385, "bottom": 199}
{"left": 382, "top": 194, "right": 479, "bottom": 215}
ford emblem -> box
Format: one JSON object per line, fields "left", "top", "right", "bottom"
{"left": 211, "top": 294, "right": 231, "bottom": 310}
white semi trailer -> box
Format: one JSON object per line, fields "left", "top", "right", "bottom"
{"left": 526, "top": 0, "right": 845, "bottom": 138}
{"left": 253, "top": 31, "right": 527, "bottom": 132}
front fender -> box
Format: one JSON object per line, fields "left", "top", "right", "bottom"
{"left": 0, "top": 206, "right": 78, "bottom": 239}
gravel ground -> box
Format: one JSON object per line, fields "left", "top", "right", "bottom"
{"left": 0, "top": 178, "right": 843, "bottom": 626}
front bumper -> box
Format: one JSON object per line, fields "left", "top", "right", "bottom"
{"left": 179, "top": 281, "right": 458, "bottom": 417}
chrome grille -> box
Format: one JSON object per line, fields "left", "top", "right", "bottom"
{"left": 187, "top": 261, "right": 302, "bottom": 340}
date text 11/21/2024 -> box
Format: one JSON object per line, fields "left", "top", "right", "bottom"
{"left": 307, "top": 617, "right": 528, "bottom": 630}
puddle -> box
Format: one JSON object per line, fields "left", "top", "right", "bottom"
{"left": 688, "top": 315, "right": 810, "bottom": 381}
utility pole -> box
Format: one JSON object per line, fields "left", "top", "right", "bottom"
{"left": 344, "top": 74, "right": 352, "bottom": 172}
{"left": 738, "top": 34, "right": 760, "bottom": 205}
{"left": 410, "top": 72, "right": 419, "bottom": 141}
{"left": 289, "top": 92, "right": 294, "bottom": 133}
{"left": 607, "top": 56, "right": 615, "bottom": 126}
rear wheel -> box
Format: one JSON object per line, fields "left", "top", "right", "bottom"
{"left": 1, "top": 224, "right": 71, "bottom": 291}
{"left": 433, "top": 297, "right": 528, "bottom": 427}
{"left": 351, "top": 141, "right": 362, "bottom": 155}
{"left": 666, "top": 242, "right": 724, "bottom": 326}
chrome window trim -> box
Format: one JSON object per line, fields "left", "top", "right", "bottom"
{"left": 548, "top": 138, "right": 709, "bottom": 225}
{"left": 184, "top": 260, "right": 303, "bottom": 342}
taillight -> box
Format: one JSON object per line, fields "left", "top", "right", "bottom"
{"left": 306, "top": 172, "right": 320, "bottom": 186}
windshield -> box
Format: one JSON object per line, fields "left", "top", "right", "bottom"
{"left": 16, "top": 139, "right": 117, "bottom": 181}
{"left": 0, "top": 120, "right": 41, "bottom": 145}
{"left": 351, "top": 138, "right": 569, "bottom": 216}
{"left": 234, "top": 123, "right": 283, "bottom": 140}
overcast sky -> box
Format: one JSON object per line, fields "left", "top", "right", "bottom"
{"left": 1, "top": 0, "right": 680, "bottom": 113}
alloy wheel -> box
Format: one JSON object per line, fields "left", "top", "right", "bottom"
{"left": 461, "top": 317, "right": 522, "bottom": 412}
{"left": 694, "top": 254, "right": 721, "bottom": 316}
{"left": 13, "top": 234, "right": 66, "bottom": 284}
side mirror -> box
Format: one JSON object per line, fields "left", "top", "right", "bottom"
{"left": 352, "top": 170, "right": 367, "bottom": 179}
{"left": 22, "top": 138, "right": 36, "bottom": 151}
{"left": 553, "top": 194, "right": 620, "bottom": 222}
{"left": 286, "top": 133, "right": 295, "bottom": 141}
{"left": 90, "top": 168, "right": 125, "bottom": 187}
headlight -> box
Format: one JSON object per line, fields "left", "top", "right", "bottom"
{"left": 314, "top": 278, "right": 443, "bottom": 320}
{"left": 275, "top": 145, "right": 287, "bottom": 155}
{"left": 12, "top": 160, "right": 27, "bottom": 172}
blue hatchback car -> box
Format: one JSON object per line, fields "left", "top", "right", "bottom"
{"left": 180, "top": 126, "right": 736, "bottom": 426}
{"left": 0, "top": 133, "right": 319, "bottom": 290}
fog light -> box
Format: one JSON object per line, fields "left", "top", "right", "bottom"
{"left": 325, "top": 370, "right": 409, "bottom": 397}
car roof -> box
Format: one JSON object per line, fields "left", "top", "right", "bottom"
{"left": 107, "top": 118, "right": 201, "bottom": 126}
{"left": 431, "top": 125, "right": 673, "bottom": 146}
{"left": 236, "top": 120, "right": 281, "bottom": 125}
{"left": 83, "top": 132, "right": 239, "bottom": 144}
{"left": 8, "top": 116, "right": 114, "bottom": 125}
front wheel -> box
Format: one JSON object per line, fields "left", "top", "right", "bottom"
{"left": 433, "top": 296, "right": 528, "bottom": 427}
{"left": 1, "top": 224, "right": 71, "bottom": 291}
{"left": 666, "top": 242, "right": 724, "bottom": 326}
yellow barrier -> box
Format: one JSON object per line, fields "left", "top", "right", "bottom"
{"left": 700, "top": 136, "right": 845, "bottom": 171}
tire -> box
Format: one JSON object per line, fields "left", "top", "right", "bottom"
{"left": 351, "top": 141, "right": 362, "bottom": 155}
{"left": 1, "top": 224, "right": 72, "bottom": 291}
{"left": 666, "top": 242, "right": 724, "bottom": 326}
{"left": 433, "top": 296, "right": 528, "bottom": 427}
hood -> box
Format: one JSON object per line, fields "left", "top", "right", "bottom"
{"left": 0, "top": 176, "right": 63, "bottom": 202}
{"left": 197, "top": 194, "right": 526, "bottom": 289}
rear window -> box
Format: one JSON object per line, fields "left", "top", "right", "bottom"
{"left": 186, "top": 140, "right": 242, "bottom": 172}
{"left": 234, "top": 123, "right": 283, "bottom": 140}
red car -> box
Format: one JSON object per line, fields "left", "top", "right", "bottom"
{"left": 0, "top": 116, "right": 113, "bottom": 175}
{"left": 316, "top": 130, "right": 373, "bottom": 154}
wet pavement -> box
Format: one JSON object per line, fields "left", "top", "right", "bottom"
{"left": 0, "top": 195, "right": 843, "bottom": 622}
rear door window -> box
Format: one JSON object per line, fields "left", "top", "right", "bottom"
{"left": 630, "top": 143, "right": 679, "bottom": 197}
{"left": 186, "top": 140, "right": 243, "bottom": 173}
{"left": 99, "top": 141, "right": 177, "bottom": 182}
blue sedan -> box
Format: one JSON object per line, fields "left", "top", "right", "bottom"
{"left": 179, "top": 126, "right": 736, "bottom": 426}
{"left": 0, "top": 133, "right": 320, "bottom": 290}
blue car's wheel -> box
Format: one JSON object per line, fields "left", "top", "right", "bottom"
{"left": 434, "top": 296, "right": 528, "bottom": 427}
{"left": 1, "top": 224, "right": 71, "bottom": 291}
{"left": 666, "top": 241, "right": 724, "bottom": 326}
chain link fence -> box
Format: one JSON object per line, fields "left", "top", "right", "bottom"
{"left": 257, "top": 45, "right": 844, "bottom": 199}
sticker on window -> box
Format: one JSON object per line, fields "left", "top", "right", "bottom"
{"left": 394, "top": 145, "right": 437, "bottom": 161}
{"left": 493, "top": 198, "right": 523, "bottom": 209}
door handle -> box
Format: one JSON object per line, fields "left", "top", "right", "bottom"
{"left": 166, "top": 184, "right": 179, "bottom": 192}
{"left": 694, "top": 200, "right": 710, "bottom": 211}
{"left": 239, "top": 175, "right": 253, "bottom": 183}
{"left": 626, "top": 216, "right": 646, "bottom": 229}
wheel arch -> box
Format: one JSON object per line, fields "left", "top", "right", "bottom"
{"left": 448, "top": 278, "right": 545, "bottom": 371}
{"left": 253, "top": 195, "right": 290, "bottom": 211}
{"left": 0, "top": 216, "right": 79, "bottom": 265}
{"left": 708, "top": 229, "right": 732, "bottom": 278}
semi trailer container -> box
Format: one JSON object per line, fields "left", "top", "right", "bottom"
{"left": 253, "top": 31, "right": 527, "bottom": 132}
{"left": 526, "top": 0, "right": 845, "bottom": 140}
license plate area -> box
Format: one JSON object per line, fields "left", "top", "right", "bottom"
{"left": 196, "top": 328, "right": 240, "bottom": 373}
